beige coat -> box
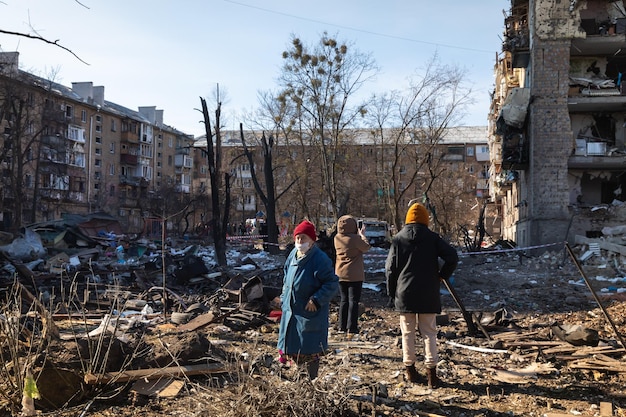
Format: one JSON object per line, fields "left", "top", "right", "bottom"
{"left": 333, "top": 215, "right": 371, "bottom": 282}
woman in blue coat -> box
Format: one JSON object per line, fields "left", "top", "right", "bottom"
{"left": 277, "top": 220, "right": 339, "bottom": 379}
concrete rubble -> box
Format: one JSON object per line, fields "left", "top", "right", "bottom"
{"left": 1, "top": 216, "right": 626, "bottom": 415}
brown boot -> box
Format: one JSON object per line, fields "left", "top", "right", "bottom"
{"left": 405, "top": 365, "right": 420, "bottom": 383}
{"left": 427, "top": 367, "right": 442, "bottom": 389}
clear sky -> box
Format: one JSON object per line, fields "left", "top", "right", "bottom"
{"left": 1, "top": 0, "right": 506, "bottom": 137}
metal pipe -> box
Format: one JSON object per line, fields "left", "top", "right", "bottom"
{"left": 565, "top": 242, "right": 626, "bottom": 348}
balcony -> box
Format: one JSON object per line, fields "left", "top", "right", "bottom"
{"left": 68, "top": 191, "right": 85, "bottom": 202}
{"left": 42, "top": 108, "right": 67, "bottom": 123}
{"left": 120, "top": 153, "right": 138, "bottom": 165}
{"left": 41, "top": 135, "right": 65, "bottom": 147}
{"left": 175, "top": 184, "right": 190, "bottom": 193}
{"left": 121, "top": 130, "right": 139, "bottom": 143}
{"left": 119, "top": 175, "right": 141, "bottom": 186}
{"left": 40, "top": 189, "right": 63, "bottom": 200}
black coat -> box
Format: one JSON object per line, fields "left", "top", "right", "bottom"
{"left": 385, "top": 223, "right": 458, "bottom": 313}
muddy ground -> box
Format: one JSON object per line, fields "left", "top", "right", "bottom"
{"left": 4, "top": 243, "right": 626, "bottom": 417}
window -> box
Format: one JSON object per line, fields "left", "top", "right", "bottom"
{"left": 25, "top": 174, "right": 32, "bottom": 188}
{"left": 168, "top": 155, "right": 172, "bottom": 166}
{"left": 157, "top": 161, "right": 162, "bottom": 168}
{"left": 65, "top": 105, "right": 73, "bottom": 119}
{"left": 466, "top": 146, "right": 475, "bottom": 156}
{"left": 95, "top": 148, "right": 101, "bottom": 155}
{"left": 95, "top": 125, "right": 102, "bottom": 133}
{"left": 109, "top": 163, "right": 115, "bottom": 176}
{"left": 168, "top": 138, "right": 173, "bottom": 148}
{"left": 81, "top": 110, "right": 87, "bottom": 123}
{"left": 157, "top": 152, "right": 162, "bottom": 158}
{"left": 68, "top": 126, "right": 82, "bottom": 141}
{"left": 95, "top": 115, "right": 102, "bottom": 123}
{"left": 110, "top": 142, "right": 115, "bottom": 153}
{"left": 94, "top": 171, "right": 101, "bottom": 180}
{"left": 95, "top": 159, "right": 101, "bottom": 167}
{"left": 95, "top": 136, "right": 102, "bottom": 144}
{"left": 111, "top": 119, "right": 116, "bottom": 132}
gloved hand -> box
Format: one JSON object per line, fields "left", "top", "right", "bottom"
{"left": 386, "top": 297, "right": 395, "bottom": 309}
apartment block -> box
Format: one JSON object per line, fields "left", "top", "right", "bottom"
{"left": 0, "top": 52, "right": 194, "bottom": 233}
{"left": 489, "top": 0, "right": 626, "bottom": 248}
{"left": 194, "top": 126, "right": 495, "bottom": 239}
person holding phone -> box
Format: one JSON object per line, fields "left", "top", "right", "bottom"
{"left": 333, "top": 215, "right": 371, "bottom": 338}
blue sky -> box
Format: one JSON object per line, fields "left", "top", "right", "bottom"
{"left": 1, "top": 0, "right": 506, "bottom": 137}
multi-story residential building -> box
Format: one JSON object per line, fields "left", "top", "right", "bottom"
{"left": 0, "top": 52, "right": 193, "bottom": 233}
{"left": 0, "top": 50, "right": 492, "bottom": 241}
{"left": 193, "top": 126, "right": 495, "bottom": 240}
{"left": 489, "top": 0, "right": 626, "bottom": 248}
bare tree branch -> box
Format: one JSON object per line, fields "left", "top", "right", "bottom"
{"left": 0, "top": 29, "right": 88, "bottom": 65}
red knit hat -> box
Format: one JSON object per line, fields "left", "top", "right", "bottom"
{"left": 293, "top": 220, "right": 317, "bottom": 242}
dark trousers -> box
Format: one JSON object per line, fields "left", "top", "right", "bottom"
{"left": 338, "top": 281, "right": 363, "bottom": 333}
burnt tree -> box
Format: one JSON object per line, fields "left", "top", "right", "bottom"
{"left": 239, "top": 126, "right": 289, "bottom": 254}
{"left": 200, "top": 97, "right": 231, "bottom": 266}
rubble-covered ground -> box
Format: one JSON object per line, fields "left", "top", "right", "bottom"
{"left": 2, "top": 233, "right": 626, "bottom": 417}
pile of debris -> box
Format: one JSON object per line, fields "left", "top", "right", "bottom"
{"left": 1, "top": 216, "right": 626, "bottom": 416}
{"left": 0, "top": 214, "right": 291, "bottom": 415}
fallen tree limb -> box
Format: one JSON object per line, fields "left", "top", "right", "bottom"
{"left": 84, "top": 362, "right": 231, "bottom": 385}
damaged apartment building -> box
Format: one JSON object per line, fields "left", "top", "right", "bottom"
{"left": 489, "top": 0, "right": 626, "bottom": 248}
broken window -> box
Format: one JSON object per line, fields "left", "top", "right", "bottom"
{"left": 578, "top": 171, "right": 626, "bottom": 205}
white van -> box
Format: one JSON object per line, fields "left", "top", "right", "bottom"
{"left": 358, "top": 218, "right": 391, "bottom": 248}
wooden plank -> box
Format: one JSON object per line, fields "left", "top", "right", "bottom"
{"left": 131, "top": 378, "right": 185, "bottom": 398}
{"left": 84, "top": 362, "right": 228, "bottom": 385}
{"left": 544, "top": 414, "right": 593, "bottom": 417}
{"left": 504, "top": 341, "right": 566, "bottom": 348}
{"left": 568, "top": 360, "right": 626, "bottom": 372}
{"left": 600, "top": 402, "right": 613, "bottom": 417}
{"left": 177, "top": 311, "right": 215, "bottom": 332}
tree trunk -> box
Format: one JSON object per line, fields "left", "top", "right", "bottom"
{"left": 201, "top": 97, "right": 227, "bottom": 266}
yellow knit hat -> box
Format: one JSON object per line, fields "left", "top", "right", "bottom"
{"left": 405, "top": 203, "right": 429, "bottom": 225}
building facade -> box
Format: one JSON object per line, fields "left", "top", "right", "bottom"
{"left": 195, "top": 126, "right": 495, "bottom": 241}
{"left": 0, "top": 52, "right": 194, "bottom": 233}
{"left": 489, "top": 0, "right": 626, "bottom": 248}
